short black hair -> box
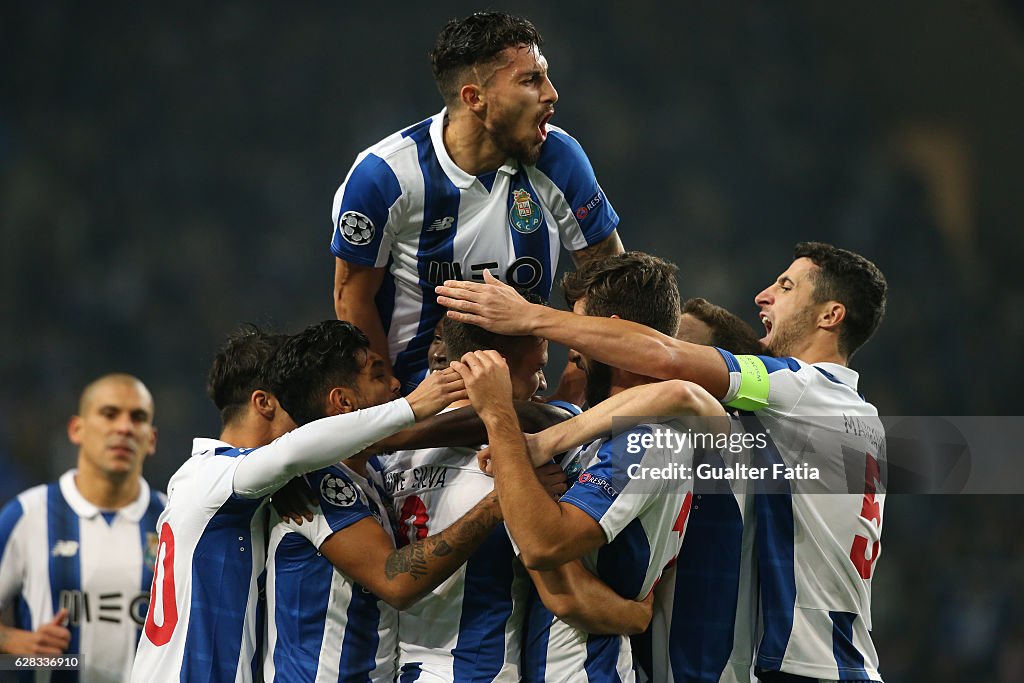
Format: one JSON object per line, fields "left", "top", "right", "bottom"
{"left": 561, "top": 251, "right": 680, "bottom": 336}
{"left": 681, "top": 298, "right": 768, "bottom": 356}
{"left": 793, "top": 241, "right": 888, "bottom": 359}
{"left": 206, "top": 325, "right": 287, "bottom": 426}
{"left": 268, "top": 320, "right": 370, "bottom": 427}
{"left": 430, "top": 11, "right": 543, "bottom": 105}
{"left": 443, "top": 290, "right": 547, "bottom": 361}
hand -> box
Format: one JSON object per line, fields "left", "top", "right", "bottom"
{"left": 405, "top": 367, "right": 467, "bottom": 421}
{"left": 435, "top": 269, "right": 537, "bottom": 335}
{"left": 535, "top": 462, "right": 569, "bottom": 500}
{"left": 272, "top": 476, "right": 318, "bottom": 525}
{"left": 449, "top": 350, "right": 514, "bottom": 417}
{"left": 476, "top": 446, "right": 493, "bottom": 475}
{"left": 4, "top": 610, "right": 71, "bottom": 655}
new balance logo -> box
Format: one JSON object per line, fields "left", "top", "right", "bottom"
{"left": 51, "top": 540, "right": 79, "bottom": 557}
{"left": 426, "top": 216, "right": 455, "bottom": 231}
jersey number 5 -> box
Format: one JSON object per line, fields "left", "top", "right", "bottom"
{"left": 849, "top": 452, "right": 882, "bottom": 579}
{"left": 144, "top": 522, "right": 179, "bottom": 645}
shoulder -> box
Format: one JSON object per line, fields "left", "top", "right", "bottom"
{"left": 534, "top": 126, "right": 594, "bottom": 175}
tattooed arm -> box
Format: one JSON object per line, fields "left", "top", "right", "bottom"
{"left": 317, "top": 492, "right": 503, "bottom": 610}
{"left": 569, "top": 230, "right": 624, "bottom": 267}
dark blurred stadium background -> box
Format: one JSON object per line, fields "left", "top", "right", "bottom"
{"left": 2, "top": 2, "right": 1022, "bottom": 680}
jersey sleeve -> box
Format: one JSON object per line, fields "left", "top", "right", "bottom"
{"left": 559, "top": 427, "right": 657, "bottom": 542}
{"left": 0, "top": 498, "right": 26, "bottom": 609}
{"left": 535, "top": 129, "right": 619, "bottom": 251}
{"left": 282, "top": 469, "right": 375, "bottom": 549}
{"left": 715, "top": 349, "right": 807, "bottom": 414}
{"left": 232, "top": 398, "right": 416, "bottom": 499}
{"left": 330, "top": 152, "right": 404, "bottom": 268}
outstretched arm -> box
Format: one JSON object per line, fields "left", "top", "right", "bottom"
{"left": 529, "top": 563, "right": 653, "bottom": 635}
{"left": 233, "top": 369, "right": 466, "bottom": 498}
{"left": 435, "top": 270, "right": 729, "bottom": 397}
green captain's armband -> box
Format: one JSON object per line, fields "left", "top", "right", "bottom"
{"left": 724, "top": 355, "right": 770, "bottom": 411}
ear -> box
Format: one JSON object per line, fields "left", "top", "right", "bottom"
{"left": 328, "top": 386, "right": 359, "bottom": 415}
{"left": 818, "top": 302, "right": 846, "bottom": 332}
{"left": 609, "top": 314, "right": 621, "bottom": 320}
{"left": 146, "top": 426, "right": 158, "bottom": 458}
{"left": 252, "top": 390, "right": 277, "bottom": 421}
{"left": 460, "top": 83, "right": 486, "bottom": 113}
{"left": 67, "top": 415, "right": 83, "bottom": 447}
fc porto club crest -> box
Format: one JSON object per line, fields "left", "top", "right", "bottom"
{"left": 509, "top": 189, "right": 542, "bottom": 234}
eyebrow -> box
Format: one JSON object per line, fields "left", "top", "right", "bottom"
{"left": 778, "top": 276, "right": 796, "bottom": 287}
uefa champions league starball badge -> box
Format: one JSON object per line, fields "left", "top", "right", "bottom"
{"left": 338, "top": 211, "right": 375, "bottom": 246}
{"left": 320, "top": 473, "right": 359, "bottom": 507}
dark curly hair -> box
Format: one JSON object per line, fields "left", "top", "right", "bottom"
{"left": 430, "top": 11, "right": 543, "bottom": 105}
{"left": 206, "top": 325, "right": 287, "bottom": 426}
{"left": 794, "top": 241, "right": 888, "bottom": 360}
{"left": 268, "top": 320, "right": 370, "bottom": 427}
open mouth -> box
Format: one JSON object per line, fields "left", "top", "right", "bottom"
{"left": 760, "top": 313, "right": 773, "bottom": 338}
{"left": 538, "top": 111, "right": 554, "bottom": 142}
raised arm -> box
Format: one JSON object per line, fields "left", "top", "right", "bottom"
{"left": 452, "top": 351, "right": 605, "bottom": 570}
{"left": 334, "top": 258, "right": 392, "bottom": 374}
{"left": 436, "top": 270, "right": 730, "bottom": 398}
{"left": 232, "top": 369, "right": 466, "bottom": 498}
{"left": 570, "top": 230, "right": 624, "bottom": 267}
{"left": 528, "top": 563, "right": 653, "bottom": 635}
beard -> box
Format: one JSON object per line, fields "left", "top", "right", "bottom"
{"left": 766, "top": 306, "right": 818, "bottom": 357}
{"left": 487, "top": 111, "right": 543, "bottom": 166}
{"left": 584, "top": 359, "right": 613, "bottom": 408}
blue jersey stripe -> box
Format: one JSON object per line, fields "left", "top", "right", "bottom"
{"left": 522, "top": 591, "right": 554, "bottom": 683}
{"left": 595, "top": 517, "right": 651, "bottom": 599}
{"left": 392, "top": 123, "right": 461, "bottom": 392}
{"left": 668, "top": 455, "right": 743, "bottom": 681}
{"left": 535, "top": 130, "right": 619, "bottom": 246}
{"left": 0, "top": 499, "right": 25, "bottom": 567}
{"left": 561, "top": 427, "right": 653, "bottom": 524}
{"left": 584, "top": 634, "right": 624, "bottom": 682}
{"left": 741, "top": 415, "right": 797, "bottom": 673}
{"left": 829, "top": 611, "right": 868, "bottom": 678}
{"left": 452, "top": 525, "right": 517, "bottom": 681}
{"left": 272, "top": 531, "right": 334, "bottom": 681}
{"left": 507, "top": 173, "right": 552, "bottom": 296}
{"left": 336, "top": 584, "right": 383, "bottom": 680}
{"left": 46, "top": 483, "right": 82, "bottom": 661}
{"left": 180, "top": 496, "right": 263, "bottom": 683}
{"left": 331, "top": 153, "right": 404, "bottom": 266}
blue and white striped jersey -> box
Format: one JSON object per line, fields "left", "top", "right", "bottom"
{"left": 524, "top": 424, "right": 694, "bottom": 683}
{"left": 0, "top": 470, "right": 165, "bottom": 683}
{"left": 718, "top": 350, "right": 886, "bottom": 681}
{"left": 641, "top": 437, "right": 758, "bottom": 683}
{"left": 264, "top": 458, "right": 398, "bottom": 683}
{"left": 383, "top": 443, "right": 529, "bottom": 683}
{"left": 330, "top": 109, "right": 620, "bottom": 392}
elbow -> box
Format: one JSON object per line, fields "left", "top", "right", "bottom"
{"left": 521, "top": 546, "right": 569, "bottom": 572}
{"left": 666, "top": 379, "right": 700, "bottom": 414}
{"left": 649, "top": 344, "right": 683, "bottom": 381}
{"left": 539, "top": 592, "right": 583, "bottom": 622}
{"left": 377, "top": 587, "right": 417, "bottom": 611}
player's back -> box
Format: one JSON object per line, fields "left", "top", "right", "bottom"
{"left": 384, "top": 443, "right": 529, "bottom": 683}
{"left": 131, "top": 438, "right": 269, "bottom": 683}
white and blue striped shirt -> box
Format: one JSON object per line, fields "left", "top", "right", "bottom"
{"left": 718, "top": 350, "right": 886, "bottom": 681}
{"left": 264, "top": 458, "right": 398, "bottom": 683}
{"left": 330, "top": 109, "right": 619, "bottom": 391}
{"left": 523, "top": 424, "right": 694, "bottom": 683}
{"left": 0, "top": 470, "right": 165, "bottom": 683}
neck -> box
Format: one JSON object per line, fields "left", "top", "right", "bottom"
{"left": 74, "top": 462, "right": 140, "bottom": 510}
{"left": 443, "top": 109, "right": 505, "bottom": 176}
{"left": 219, "top": 412, "right": 276, "bottom": 450}
{"left": 790, "top": 336, "right": 847, "bottom": 367}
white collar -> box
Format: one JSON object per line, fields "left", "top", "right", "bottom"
{"left": 429, "top": 108, "right": 519, "bottom": 190}
{"left": 192, "top": 437, "right": 233, "bottom": 457}
{"left": 58, "top": 469, "right": 153, "bottom": 522}
{"left": 811, "top": 361, "right": 860, "bottom": 391}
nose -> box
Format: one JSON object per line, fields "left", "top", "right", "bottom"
{"left": 536, "top": 370, "right": 548, "bottom": 393}
{"left": 390, "top": 376, "right": 401, "bottom": 395}
{"left": 113, "top": 413, "right": 134, "bottom": 434}
{"left": 754, "top": 286, "right": 773, "bottom": 308}
{"left": 542, "top": 75, "right": 558, "bottom": 105}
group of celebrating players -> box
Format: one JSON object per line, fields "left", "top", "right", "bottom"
{"left": 1, "top": 10, "right": 890, "bottom": 683}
